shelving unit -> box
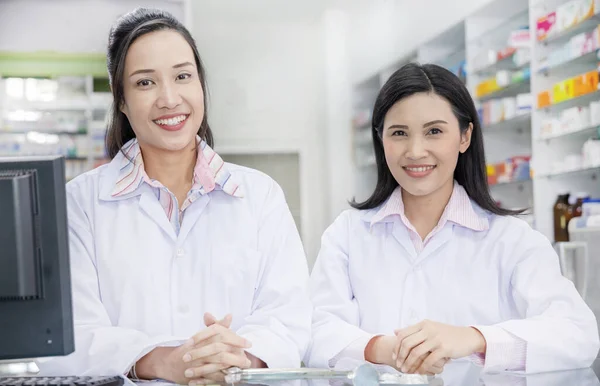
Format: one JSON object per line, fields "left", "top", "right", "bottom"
{"left": 0, "top": 52, "right": 112, "bottom": 181}
{"left": 530, "top": 0, "right": 600, "bottom": 240}
{"left": 465, "top": 0, "right": 534, "bottom": 224}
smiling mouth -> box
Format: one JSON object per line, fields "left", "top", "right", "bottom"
{"left": 153, "top": 114, "right": 189, "bottom": 127}
{"left": 403, "top": 165, "right": 436, "bottom": 172}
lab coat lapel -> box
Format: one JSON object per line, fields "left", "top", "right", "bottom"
{"left": 418, "top": 224, "right": 454, "bottom": 263}
{"left": 178, "top": 194, "right": 210, "bottom": 243}
{"left": 391, "top": 220, "right": 418, "bottom": 260}
{"left": 139, "top": 190, "right": 177, "bottom": 242}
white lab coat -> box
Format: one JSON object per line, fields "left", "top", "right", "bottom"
{"left": 306, "top": 201, "right": 600, "bottom": 373}
{"left": 38, "top": 154, "right": 311, "bottom": 376}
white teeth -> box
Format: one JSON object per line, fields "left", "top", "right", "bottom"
{"left": 405, "top": 166, "right": 434, "bottom": 172}
{"left": 154, "top": 115, "right": 187, "bottom": 126}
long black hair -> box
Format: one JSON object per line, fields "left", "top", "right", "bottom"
{"left": 351, "top": 62, "right": 524, "bottom": 216}
{"left": 105, "top": 8, "right": 213, "bottom": 159}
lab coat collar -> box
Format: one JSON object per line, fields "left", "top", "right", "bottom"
{"left": 98, "top": 136, "right": 243, "bottom": 202}
{"left": 366, "top": 181, "right": 489, "bottom": 232}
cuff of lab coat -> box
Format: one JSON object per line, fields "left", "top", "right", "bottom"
{"left": 239, "top": 329, "right": 299, "bottom": 369}
{"left": 329, "top": 334, "right": 374, "bottom": 367}
{"left": 470, "top": 325, "right": 527, "bottom": 372}
{"left": 124, "top": 335, "right": 188, "bottom": 376}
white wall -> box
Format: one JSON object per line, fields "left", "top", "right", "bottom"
{"left": 189, "top": 5, "right": 330, "bottom": 267}
{"left": 346, "top": 0, "right": 496, "bottom": 83}
{"left": 0, "top": 0, "right": 184, "bottom": 53}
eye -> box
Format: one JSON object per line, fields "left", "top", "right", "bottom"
{"left": 428, "top": 127, "right": 442, "bottom": 135}
{"left": 136, "top": 79, "right": 154, "bottom": 87}
{"left": 391, "top": 130, "right": 407, "bottom": 137}
{"left": 177, "top": 73, "right": 192, "bottom": 81}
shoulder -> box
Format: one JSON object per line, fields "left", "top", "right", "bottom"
{"left": 321, "top": 206, "right": 379, "bottom": 242}
{"left": 225, "top": 162, "right": 283, "bottom": 199}
{"left": 65, "top": 163, "right": 109, "bottom": 202}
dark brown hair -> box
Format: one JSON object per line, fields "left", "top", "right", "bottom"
{"left": 351, "top": 62, "right": 525, "bottom": 217}
{"left": 105, "top": 7, "right": 213, "bottom": 158}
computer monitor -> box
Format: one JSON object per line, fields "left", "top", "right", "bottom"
{"left": 0, "top": 155, "right": 74, "bottom": 362}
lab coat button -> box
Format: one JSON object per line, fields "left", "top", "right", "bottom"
{"left": 176, "top": 248, "right": 185, "bottom": 258}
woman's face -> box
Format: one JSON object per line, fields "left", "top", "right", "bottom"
{"left": 120, "top": 29, "right": 204, "bottom": 154}
{"left": 381, "top": 92, "right": 472, "bottom": 200}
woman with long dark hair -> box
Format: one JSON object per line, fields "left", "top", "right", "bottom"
{"left": 306, "top": 63, "right": 599, "bottom": 375}
{"left": 40, "top": 8, "right": 311, "bottom": 385}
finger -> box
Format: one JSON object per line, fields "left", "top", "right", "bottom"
{"left": 420, "top": 349, "right": 447, "bottom": 374}
{"left": 403, "top": 339, "right": 437, "bottom": 374}
{"left": 201, "top": 351, "right": 251, "bottom": 369}
{"left": 192, "top": 324, "right": 251, "bottom": 349}
{"left": 195, "top": 328, "right": 252, "bottom": 349}
{"left": 185, "top": 363, "right": 229, "bottom": 379}
{"left": 394, "top": 321, "right": 424, "bottom": 339}
{"left": 220, "top": 314, "right": 232, "bottom": 329}
{"left": 183, "top": 342, "right": 237, "bottom": 363}
{"left": 393, "top": 322, "right": 424, "bottom": 361}
{"left": 396, "top": 330, "right": 427, "bottom": 369}
{"left": 203, "top": 312, "right": 218, "bottom": 327}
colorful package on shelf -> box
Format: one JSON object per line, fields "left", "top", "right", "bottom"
{"left": 537, "top": 11, "right": 558, "bottom": 41}
{"left": 553, "top": 78, "right": 576, "bottom": 103}
{"left": 496, "top": 47, "right": 517, "bottom": 61}
{"left": 538, "top": 69, "right": 600, "bottom": 106}
{"left": 486, "top": 164, "right": 497, "bottom": 185}
{"left": 511, "top": 156, "right": 532, "bottom": 181}
{"left": 510, "top": 67, "right": 531, "bottom": 83}
{"left": 475, "top": 78, "right": 500, "bottom": 98}
{"left": 569, "top": 25, "right": 600, "bottom": 57}
{"left": 538, "top": 0, "right": 600, "bottom": 42}
{"left": 508, "top": 27, "right": 531, "bottom": 48}
{"left": 558, "top": 0, "right": 583, "bottom": 32}
{"left": 575, "top": 0, "right": 600, "bottom": 23}
{"left": 537, "top": 90, "right": 552, "bottom": 108}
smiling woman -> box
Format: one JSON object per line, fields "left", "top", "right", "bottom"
{"left": 306, "top": 63, "right": 600, "bottom": 375}
{"left": 38, "top": 8, "right": 312, "bottom": 386}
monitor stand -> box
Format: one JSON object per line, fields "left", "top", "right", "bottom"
{"left": 0, "top": 361, "right": 40, "bottom": 377}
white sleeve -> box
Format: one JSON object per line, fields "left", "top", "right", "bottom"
{"left": 37, "top": 190, "right": 184, "bottom": 376}
{"left": 236, "top": 180, "right": 312, "bottom": 369}
{"left": 306, "top": 212, "right": 376, "bottom": 368}
{"left": 486, "top": 229, "right": 599, "bottom": 373}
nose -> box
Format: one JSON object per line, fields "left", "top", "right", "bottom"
{"left": 156, "top": 82, "right": 182, "bottom": 110}
{"left": 405, "top": 136, "right": 428, "bottom": 160}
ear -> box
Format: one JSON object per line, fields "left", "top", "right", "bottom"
{"left": 459, "top": 122, "right": 473, "bottom": 154}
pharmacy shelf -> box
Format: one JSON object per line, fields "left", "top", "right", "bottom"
{"left": 538, "top": 15, "right": 600, "bottom": 46}
{"left": 538, "top": 50, "right": 600, "bottom": 78}
{"left": 538, "top": 125, "right": 600, "bottom": 141}
{"left": 482, "top": 113, "right": 531, "bottom": 132}
{"left": 537, "top": 89, "right": 600, "bottom": 113}
{"left": 536, "top": 165, "right": 600, "bottom": 179}
{"left": 472, "top": 55, "right": 530, "bottom": 77}
{"left": 490, "top": 178, "right": 532, "bottom": 187}
{"left": 477, "top": 79, "right": 531, "bottom": 102}
{"left": 0, "top": 130, "right": 87, "bottom": 135}
{"left": 4, "top": 99, "right": 91, "bottom": 111}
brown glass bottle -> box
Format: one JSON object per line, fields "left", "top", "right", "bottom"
{"left": 553, "top": 193, "right": 570, "bottom": 242}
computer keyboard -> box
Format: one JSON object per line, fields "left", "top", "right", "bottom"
{"left": 0, "top": 376, "right": 124, "bottom": 386}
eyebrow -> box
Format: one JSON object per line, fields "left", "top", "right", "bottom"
{"left": 386, "top": 120, "right": 448, "bottom": 130}
{"left": 129, "top": 61, "right": 195, "bottom": 77}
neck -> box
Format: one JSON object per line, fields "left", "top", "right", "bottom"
{"left": 139, "top": 140, "right": 197, "bottom": 194}
{"left": 402, "top": 179, "right": 454, "bottom": 239}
